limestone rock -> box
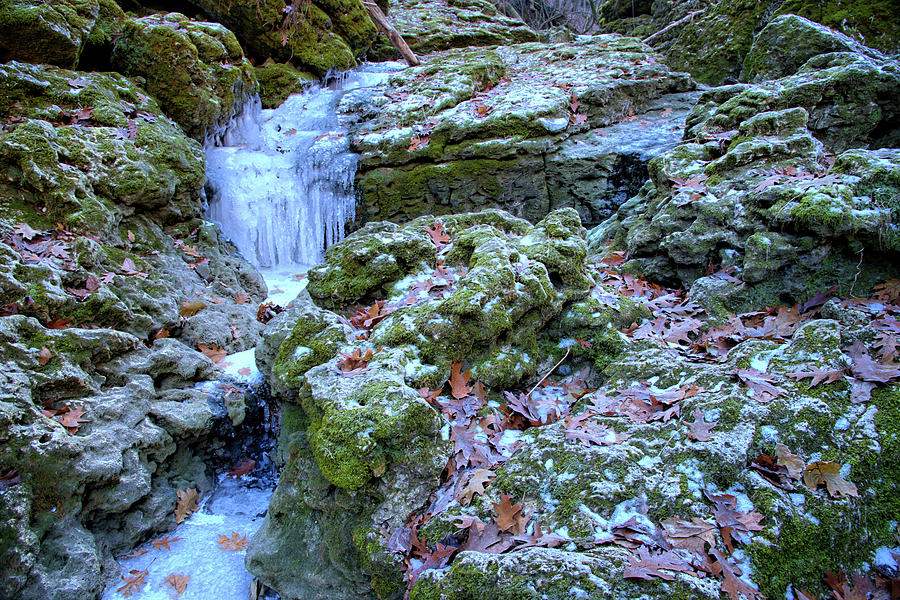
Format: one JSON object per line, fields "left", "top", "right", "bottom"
{"left": 111, "top": 12, "right": 257, "bottom": 140}
{"left": 0, "top": 316, "right": 251, "bottom": 599}
{"left": 741, "top": 14, "right": 885, "bottom": 83}
{"left": 344, "top": 35, "right": 695, "bottom": 226}
{"left": 368, "top": 0, "right": 538, "bottom": 60}
{"left": 187, "top": 0, "right": 378, "bottom": 76}
{"left": 0, "top": 0, "right": 100, "bottom": 68}
{"left": 639, "top": 0, "right": 900, "bottom": 86}
{"left": 593, "top": 50, "right": 900, "bottom": 306}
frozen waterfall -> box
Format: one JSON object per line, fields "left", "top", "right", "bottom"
{"left": 204, "top": 63, "right": 404, "bottom": 273}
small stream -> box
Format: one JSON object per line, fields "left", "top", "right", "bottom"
{"left": 101, "top": 63, "right": 403, "bottom": 600}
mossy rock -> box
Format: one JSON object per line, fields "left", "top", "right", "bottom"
{"left": 664, "top": 0, "right": 900, "bottom": 85}
{"left": 255, "top": 61, "right": 316, "bottom": 109}
{"left": 0, "top": 0, "right": 100, "bottom": 68}
{"left": 188, "top": 0, "right": 378, "bottom": 76}
{"left": 111, "top": 12, "right": 257, "bottom": 139}
{"left": 367, "top": 0, "right": 538, "bottom": 61}
{"left": 599, "top": 51, "right": 900, "bottom": 305}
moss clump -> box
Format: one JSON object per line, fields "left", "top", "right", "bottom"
{"left": 254, "top": 61, "right": 316, "bottom": 108}
{"left": 273, "top": 316, "right": 347, "bottom": 390}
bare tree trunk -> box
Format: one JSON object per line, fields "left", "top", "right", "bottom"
{"left": 362, "top": 1, "right": 421, "bottom": 66}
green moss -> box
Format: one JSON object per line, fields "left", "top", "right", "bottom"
{"left": 273, "top": 317, "right": 346, "bottom": 389}
{"left": 774, "top": 0, "right": 900, "bottom": 53}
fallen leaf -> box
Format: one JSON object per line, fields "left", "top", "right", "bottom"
{"left": 164, "top": 573, "right": 190, "bottom": 595}
{"left": 37, "top": 346, "right": 52, "bottom": 366}
{"left": 46, "top": 317, "right": 73, "bottom": 329}
{"left": 803, "top": 461, "right": 858, "bottom": 498}
{"left": 492, "top": 493, "right": 527, "bottom": 534}
{"left": 198, "top": 343, "right": 228, "bottom": 365}
{"left": 449, "top": 361, "right": 473, "bottom": 399}
{"left": 235, "top": 291, "right": 250, "bottom": 304}
{"left": 0, "top": 470, "right": 21, "bottom": 492}
{"left": 56, "top": 403, "right": 88, "bottom": 434}
{"left": 623, "top": 546, "right": 695, "bottom": 581}
{"left": 238, "top": 367, "right": 251, "bottom": 375}
{"left": 174, "top": 488, "right": 199, "bottom": 523}
{"left": 120, "top": 547, "right": 149, "bottom": 559}
{"left": 425, "top": 221, "right": 451, "bottom": 249}
{"left": 151, "top": 535, "right": 183, "bottom": 551}
{"left": 775, "top": 443, "right": 805, "bottom": 481}
{"left": 14, "top": 222, "right": 40, "bottom": 240}
{"left": 686, "top": 408, "right": 717, "bottom": 441}
{"left": 116, "top": 569, "right": 148, "bottom": 597}
{"left": 710, "top": 548, "right": 765, "bottom": 600}
{"left": 127, "top": 230, "right": 135, "bottom": 243}
{"left": 458, "top": 468, "right": 493, "bottom": 505}
{"left": 217, "top": 531, "right": 248, "bottom": 551}
{"left": 121, "top": 257, "right": 147, "bottom": 277}
{"left": 180, "top": 301, "right": 207, "bottom": 318}
{"left": 737, "top": 368, "right": 787, "bottom": 403}
{"left": 228, "top": 459, "right": 256, "bottom": 478}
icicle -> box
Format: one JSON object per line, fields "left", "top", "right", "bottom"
{"left": 203, "top": 63, "right": 402, "bottom": 270}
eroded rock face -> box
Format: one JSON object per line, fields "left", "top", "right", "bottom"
{"left": 593, "top": 48, "right": 900, "bottom": 307}
{"left": 187, "top": 0, "right": 378, "bottom": 76}
{"left": 0, "top": 316, "right": 258, "bottom": 599}
{"left": 367, "top": 0, "right": 539, "bottom": 60}
{"left": 342, "top": 35, "right": 696, "bottom": 228}
{"left": 111, "top": 12, "right": 257, "bottom": 140}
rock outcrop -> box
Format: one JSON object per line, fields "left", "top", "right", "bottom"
{"left": 111, "top": 12, "right": 257, "bottom": 140}
{"left": 592, "top": 47, "right": 900, "bottom": 306}
{"left": 342, "top": 35, "right": 696, "bottom": 228}
{"left": 368, "top": 0, "right": 539, "bottom": 60}
{"left": 186, "top": 0, "right": 379, "bottom": 76}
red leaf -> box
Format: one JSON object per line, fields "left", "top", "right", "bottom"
{"left": 449, "top": 361, "right": 472, "bottom": 399}
{"left": 424, "top": 221, "right": 451, "bottom": 249}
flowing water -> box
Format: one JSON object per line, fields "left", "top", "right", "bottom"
{"left": 102, "top": 63, "right": 404, "bottom": 600}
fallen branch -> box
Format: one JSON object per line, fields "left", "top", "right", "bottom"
{"left": 642, "top": 8, "right": 706, "bottom": 45}
{"left": 362, "top": 1, "right": 420, "bottom": 67}
{"left": 527, "top": 348, "right": 570, "bottom": 397}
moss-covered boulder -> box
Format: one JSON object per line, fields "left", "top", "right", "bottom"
{"left": 740, "top": 14, "right": 885, "bottom": 83}
{"left": 367, "top": 0, "right": 538, "bottom": 60}
{"left": 658, "top": 0, "right": 900, "bottom": 85}
{"left": 0, "top": 0, "right": 100, "bottom": 68}
{"left": 254, "top": 60, "right": 316, "bottom": 109}
{"left": 593, "top": 49, "right": 900, "bottom": 307}
{"left": 0, "top": 60, "right": 266, "bottom": 348}
{"left": 248, "top": 209, "right": 643, "bottom": 599}
{"left": 345, "top": 35, "right": 695, "bottom": 227}
{"left": 111, "top": 12, "right": 256, "bottom": 140}
{"left": 187, "top": 0, "right": 378, "bottom": 76}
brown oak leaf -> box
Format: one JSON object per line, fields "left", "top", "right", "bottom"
{"left": 116, "top": 569, "right": 148, "bottom": 597}
{"left": 174, "top": 488, "right": 199, "bottom": 523}
{"left": 164, "top": 573, "right": 190, "bottom": 595}
{"left": 217, "top": 531, "right": 248, "bottom": 551}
